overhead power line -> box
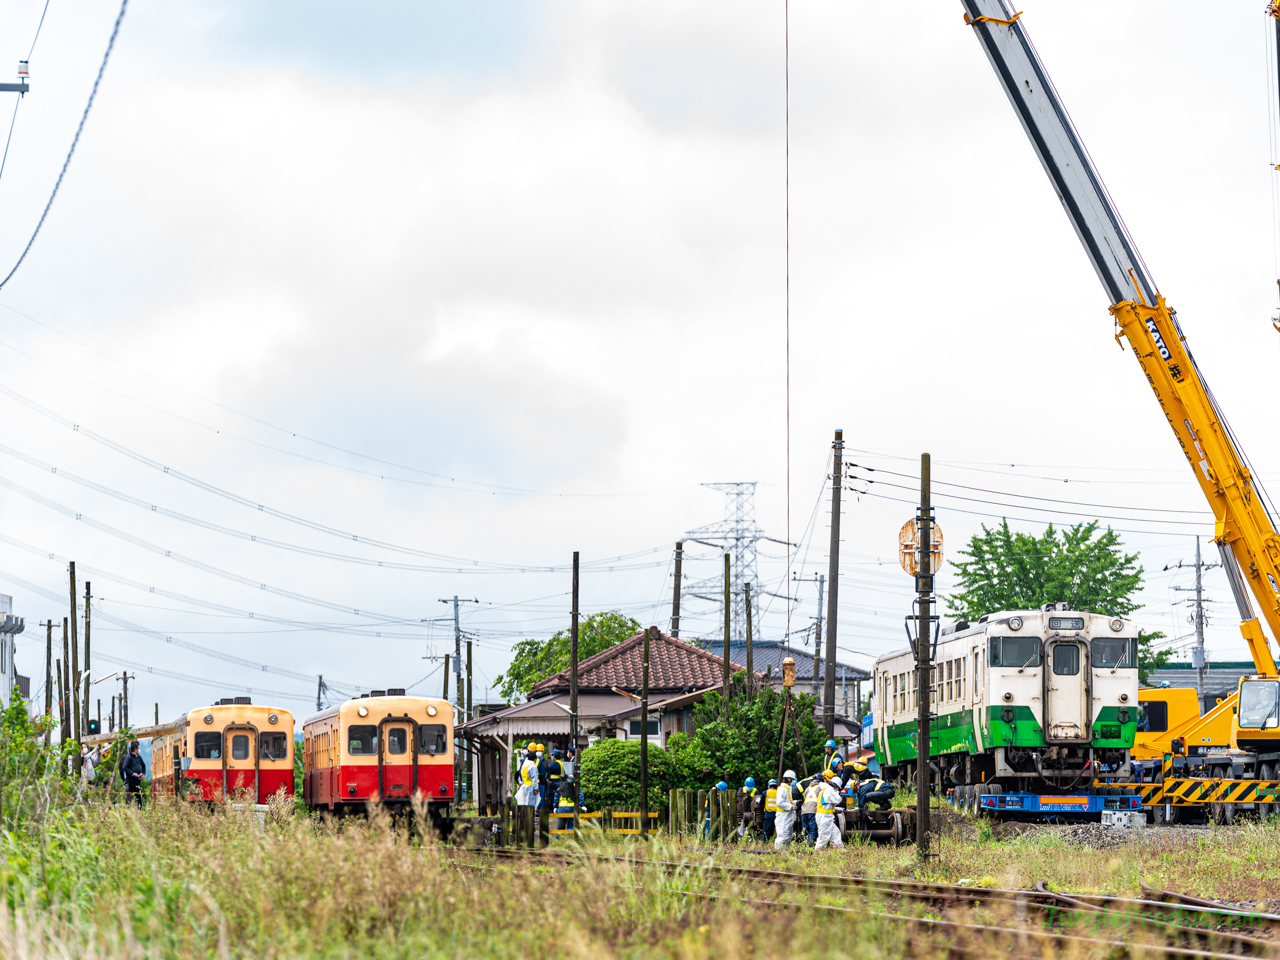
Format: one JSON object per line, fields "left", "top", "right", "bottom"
{"left": 0, "top": 0, "right": 127, "bottom": 292}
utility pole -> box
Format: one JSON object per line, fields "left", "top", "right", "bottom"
{"left": 83, "top": 580, "right": 91, "bottom": 735}
{"left": 465, "top": 638, "right": 473, "bottom": 806}
{"left": 452, "top": 596, "right": 461, "bottom": 710}
{"left": 812, "top": 574, "right": 825, "bottom": 697}
{"left": 744, "top": 582, "right": 754, "bottom": 695}
{"left": 670, "top": 542, "right": 683, "bottom": 638}
{"left": 121, "top": 671, "right": 130, "bottom": 729}
{"left": 571, "top": 551, "right": 580, "bottom": 832}
{"left": 442, "top": 654, "right": 450, "bottom": 702}
{"left": 641, "top": 625, "right": 653, "bottom": 832}
{"left": 56, "top": 660, "right": 65, "bottom": 746}
{"left": 722, "top": 552, "right": 731, "bottom": 712}
{"left": 42, "top": 620, "right": 51, "bottom": 745}
{"left": 110, "top": 695, "right": 116, "bottom": 733}
{"left": 916, "top": 452, "right": 934, "bottom": 860}
{"left": 69, "top": 563, "right": 81, "bottom": 768}
{"left": 61, "top": 618, "right": 69, "bottom": 744}
{"left": 316, "top": 675, "right": 326, "bottom": 712}
{"left": 1194, "top": 536, "right": 1206, "bottom": 701}
{"left": 823, "top": 429, "right": 843, "bottom": 736}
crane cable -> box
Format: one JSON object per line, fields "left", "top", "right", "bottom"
{"left": 0, "top": 0, "right": 126, "bottom": 293}
{"left": 1267, "top": 3, "right": 1280, "bottom": 329}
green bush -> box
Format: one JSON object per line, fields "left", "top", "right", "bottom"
{"left": 579, "top": 738, "right": 674, "bottom": 810}
{"left": 663, "top": 732, "right": 715, "bottom": 792}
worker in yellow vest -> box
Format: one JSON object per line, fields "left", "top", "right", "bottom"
{"left": 815, "top": 769, "right": 844, "bottom": 850}
{"left": 762, "top": 778, "right": 779, "bottom": 842}
{"left": 773, "top": 770, "right": 797, "bottom": 848}
{"left": 516, "top": 746, "right": 539, "bottom": 807}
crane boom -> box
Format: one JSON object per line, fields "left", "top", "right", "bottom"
{"left": 961, "top": 0, "right": 1280, "bottom": 678}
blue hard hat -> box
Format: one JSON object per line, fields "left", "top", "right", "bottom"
{"left": 768, "top": 778, "right": 778, "bottom": 786}
{"left": 716, "top": 781, "right": 729, "bottom": 791}
{"left": 744, "top": 777, "right": 755, "bottom": 789}
{"left": 825, "top": 739, "right": 837, "bottom": 749}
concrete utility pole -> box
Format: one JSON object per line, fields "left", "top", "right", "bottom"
{"left": 670, "top": 542, "right": 683, "bottom": 638}
{"left": 813, "top": 574, "right": 824, "bottom": 697}
{"left": 316, "top": 675, "right": 327, "bottom": 712}
{"left": 1194, "top": 536, "right": 1206, "bottom": 701}
{"left": 452, "top": 596, "right": 461, "bottom": 708}
{"left": 121, "top": 671, "right": 130, "bottom": 729}
{"left": 722, "top": 553, "right": 731, "bottom": 712}
{"left": 571, "top": 551, "right": 580, "bottom": 832}
{"left": 465, "top": 639, "right": 473, "bottom": 805}
{"left": 916, "top": 452, "right": 934, "bottom": 861}
{"left": 745, "top": 582, "right": 754, "bottom": 695}
{"left": 823, "top": 430, "right": 843, "bottom": 736}
{"left": 442, "top": 654, "right": 450, "bottom": 702}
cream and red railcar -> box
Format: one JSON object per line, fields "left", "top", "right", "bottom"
{"left": 151, "top": 697, "right": 295, "bottom": 803}
{"left": 302, "top": 691, "right": 453, "bottom": 817}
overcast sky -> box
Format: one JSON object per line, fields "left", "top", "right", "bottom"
{"left": 0, "top": 1, "right": 1272, "bottom": 722}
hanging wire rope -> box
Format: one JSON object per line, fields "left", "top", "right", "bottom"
{"left": 0, "top": 0, "right": 126, "bottom": 292}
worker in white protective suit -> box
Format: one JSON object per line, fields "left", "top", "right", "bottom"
{"left": 814, "top": 769, "right": 844, "bottom": 850}
{"left": 773, "top": 770, "right": 797, "bottom": 849}
{"left": 516, "top": 746, "right": 540, "bottom": 807}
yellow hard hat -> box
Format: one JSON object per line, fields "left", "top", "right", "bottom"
{"left": 823, "top": 769, "right": 838, "bottom": 781}
{"left": 852, "top": 759, "right": 868, "bottom": 773}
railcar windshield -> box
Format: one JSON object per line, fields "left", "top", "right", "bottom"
{"left": 231, "top": 734, "right": 249, "bottom": 760}
{"left": 348, "top": 724, "right": 378, "bottom": 754}
{"left": 419, "top": 724, "right": 447, "bottom": 756}
{"left": 988, "top": 636, "right": 1042, "bottom": 668}
{"left": 388, "top": 728, "right": 407, "bottom": 755}
{"left": 260, "top": 732, "right": 288, "bottom": 760}
{"left": 1092, "top": 638, "right": 1138, "bottom": 669}
{"left": 194, "top": 731, "right": 221, "bottom": 760}
{"left": 1239, "top": 680, "right": 1280, "bottom": 730}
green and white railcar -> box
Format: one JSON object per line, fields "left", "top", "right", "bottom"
{"left": 871, "top": 603, "right": 1138, "bottom": 791}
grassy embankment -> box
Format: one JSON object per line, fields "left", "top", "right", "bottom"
{"left": 3, "top": 798, "right": 1280, "bottom": 958}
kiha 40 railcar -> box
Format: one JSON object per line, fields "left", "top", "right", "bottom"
{"left": 872, "top": 604, "right": 1139, "bottom": 802}
{"left": 150, "top": 697, "right": 295, "bottom": 804}
{"left": 302, "top": 690, "right": 454, "bottom": 823}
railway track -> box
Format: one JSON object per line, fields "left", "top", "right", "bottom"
{"left": 450, "top": 847, "right": 1280, "bottom": 957}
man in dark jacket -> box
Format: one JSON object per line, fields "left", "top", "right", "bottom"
{"left": 122, "top": 740, "right": 146, "bottom": 806}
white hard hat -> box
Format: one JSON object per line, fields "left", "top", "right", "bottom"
{"left": 783, "top": 769, "right": 796, "bottom": 780}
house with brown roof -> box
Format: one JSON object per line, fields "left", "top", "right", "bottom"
{"left": 457, "top": 631, "right": 753, "bottom": 808}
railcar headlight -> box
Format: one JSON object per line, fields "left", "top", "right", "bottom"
{"left": 1002, "top": 692, "right": 1013, "bottom": 702}
{"left": 203, "top": 714, "right": 214, "bottom": 724}
{"left": 268, "top": 714, "right": 278, "bottom": 724}
{"left": 427, "top": 706, "right": 437, "bottom": 717}
{"left": 358, "top": 706, "right": 368, "bottom": 718}
{"left": 1110, "top": 618, "right": 1124, "bottom": 632}
{"left": 1009, "top": 617, "right": 1023, "bottom": 631}
{"left": 1119, "top": 693, "right": 1129, "bottom": 703}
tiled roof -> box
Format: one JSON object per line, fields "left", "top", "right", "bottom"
{"left": 529, "top": 631, "right": 752, "bottom": 697}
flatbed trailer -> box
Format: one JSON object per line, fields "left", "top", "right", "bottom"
{"left": 979, "top": 790, "right": 1143, "bottom": 821}
{"left": 1122, "top": 754, "right": 1280, "bottom": 824}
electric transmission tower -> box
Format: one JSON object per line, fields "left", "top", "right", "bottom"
{"left": 685, "top": 482, "right": 764, "bottom": 643}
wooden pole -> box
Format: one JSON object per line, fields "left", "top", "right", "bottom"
{"left": 43, "top": 620, "right": 51, "bottom": 745}
{"left": 722, "top": 552, "right": 731, "bottom": 714}
{"left": 823, "top": 430, "right": 843, "bottom": 736}
{"left": 670, "top": 542, "right": 683, "bottom": 638}
{"left": 570, "top": 551, "right": 579, "bottom": 832}
{"left": 83, "top": 581, "right": 91, "bottom": 734}
{"left": 56, "top": 660, "right": 65, "bottom": 746}
{"left": 442, "top": 653, "right": 450, "bottom": 702}
{"left": 466, "top": 639, "right": 473, "bottom": 807}
{"left": 745, "top": 582, "right": 754, "bottom": 695}
{"left": 641, "top": 626, "right": 653, "bottom": 834}
{"left": 61, "top": 619, "right": 70, "bottom": 743}
{"left": 69, "top": 564, "right": 81, "bottom": 770}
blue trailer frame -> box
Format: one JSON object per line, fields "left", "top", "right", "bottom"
{"left": 979, "top": 791, "right": 1143, "bottom": 821}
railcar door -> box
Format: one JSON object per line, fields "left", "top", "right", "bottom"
{"left": 1045, "top": 641, "right": 1088, "bottom": 741}
{"left": 224, "top": 725, "right": 258, "bottom": 800}
{"left": 379, "top": 716, "right": 416, "bottom": 801}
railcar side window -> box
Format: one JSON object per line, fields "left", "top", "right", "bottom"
{"left": 194, "top": 731, "right": 221, "bottom": 760}
{"left": 1052, "top": 644, "right": 1080, "bottom": 676}
{"left": 231, "top": 734, "right": 250, "bottom": 760}
{"left": 260, "top": 733, "right": 288, "bottom": 761}
{"left": 1092, "top": 638, "right": 1137, "bottom": 669}
{"left": 388, "top": 728, "right": 407, "bottom": 755}
{"left": 348, "top": 725, "right": 378, "bottom": 754}
{"left": 419, "top": 724, "right": 447, "bottom": 755}
{"left": 993, "top": 636, "right": 1042, "bottom": 668}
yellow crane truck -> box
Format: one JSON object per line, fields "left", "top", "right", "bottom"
{"left": 962, "top": 1, "right": 1280, "bottom": 823}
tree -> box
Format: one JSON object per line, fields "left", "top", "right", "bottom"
{"left": 948, "top": 519, "right": 1167, "bottom": 681}
{"left": 493, "top": 611, "right": 641, "bottom": 702}
{"left": 947, "top": 520, "right": 1143, "bottom": 621}
{"left": 687, "top": 674, "right": 828, "bottom": 789}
